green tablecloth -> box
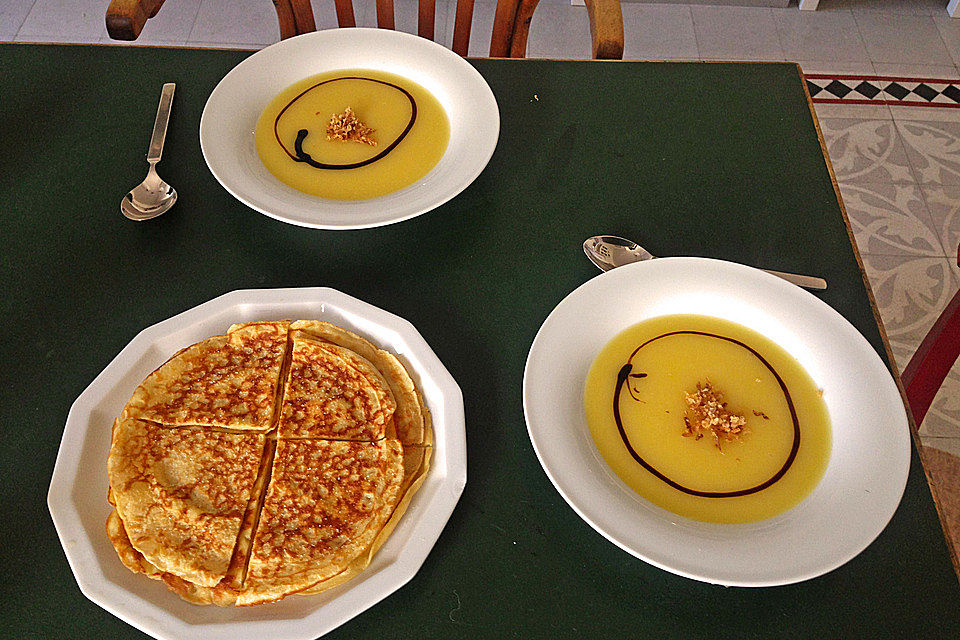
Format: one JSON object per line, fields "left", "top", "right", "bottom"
{"left": 1, "top": 43, "right": 957, "bottom": 639}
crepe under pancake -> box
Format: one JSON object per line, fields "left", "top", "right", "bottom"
{"left": 107, "top": 417, "right": 267, "bottom": 587}
{"left": 276, "top": 331, "right": 396, "bottom": 440}
{"left": 239, "top": 438, "right": 404, "bottom": 605}
{"left": 290, "top": 320, "right": 428, "bottom": 445}
{"left": 106, "top": 509, "right": 165, "bottom": 581}
{"left": 122, "top": 321, "right": 289, "bottom": 430}
{"left": 106, "top": 319, "right": 435, "bottom": 606}
{"left": 106, "top": 509, "right": 246, "bottom": 606}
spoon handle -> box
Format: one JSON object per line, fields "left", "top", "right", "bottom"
{"left": 762, "top": 269, "right": 828, "bottom": 290}
{"left": 147, "top": 83, "right": 176, "bottom": 164}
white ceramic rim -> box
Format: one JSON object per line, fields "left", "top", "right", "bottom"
{"left": 523, "top": 257, "right": 911, "bottom": 587}
{"left": 199, "top": 28, "right": 500, "bottom": 230}
{"left": 47, "top": 287, "right": 466, "bottom": 640}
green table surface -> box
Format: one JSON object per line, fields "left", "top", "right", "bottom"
{"left": 1, "top": 43, "right": 958, "bottom": 639}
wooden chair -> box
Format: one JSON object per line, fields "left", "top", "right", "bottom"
{"left": 901, "top": 242, "right": 960, "bottom": 428}
{"left": 105, "top": 0, "right": 624, "bottom": 59}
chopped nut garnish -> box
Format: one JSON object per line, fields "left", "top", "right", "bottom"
{"left": 682, "top": 380, "right": 747, "bottom": 450}
{"left": 324, "top": 107, "right": 376, "bottom": 146}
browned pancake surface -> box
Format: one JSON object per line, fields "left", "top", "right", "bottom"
{"left": 289, "top": 320, "right": 428, "bottom": 444}
{"left": 123, "top": 321, "right": 289, "bottom": 430}
{"left": 107, "top": 320, "right": 434, "bottom": 606}
{"left": 107, "top": 418, "right": 267, "bottom": 587}
{"left": 240, "top": 438, "right": 403, "bottom": 605}
{"left": 277, "top": 332, "right": 395, "bottom": 440}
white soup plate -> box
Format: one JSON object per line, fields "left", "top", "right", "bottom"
{"left": 200, "top": 28, "right": 499, "bottom": 229}
{"left": 523, "top": 257, "right": 910, "bottom": 587}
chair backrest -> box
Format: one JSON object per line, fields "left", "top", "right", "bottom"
{"left": 902, "top": 242, "right": 960, "bottom": 427}
{"left": 275, "top": 0, "right": 548, "bottom": 58}
{"left": 106, "top": 0, "right": 623, "bottom": 60}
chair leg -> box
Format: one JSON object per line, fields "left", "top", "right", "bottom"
{"left": 418, "top": 0, "right": 437, "bottom": 41}
{"left": 290, "top": 0, "right": 317, "bottom": 34}
{"left": 902, "top": 287, "right": 960, "bottom": 427}
{"left": 509, "top": 0, "right": 539, "bottom": 58}
{"left": 452, "top": 0, "right": 476, "bottom": 57}
{"left": 584, "top": 0, "right": 623, "bottom": 60}
{"left": 376, "top": 0, "right": 396, "bottom": 29}
{"left": 334, "top": 0, "right": 357, "bottom": 28}
{"left": 273, "top": 0, "right": 299, "bottom": 40}
{"left": 490, "top": 0, "right": 519, "bottom": 57}
{"left": 105, "top": 0, "right": 167, "bottom": 41}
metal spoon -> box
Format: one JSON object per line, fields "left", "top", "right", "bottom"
{"left": 121, "top": 83, "right": 177, "bottom": 221}
{"left": 583, "top": 235, "right": 827, "bottom": 290}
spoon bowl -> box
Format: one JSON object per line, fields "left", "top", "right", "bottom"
{"left": 121, "top": 166, "right": 177, "bottom": 221}
{"left": 583, "top": 235, "right": 654, "bottom": 271}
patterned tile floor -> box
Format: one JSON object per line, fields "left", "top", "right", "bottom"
{"left": 820, "top": 112, "right": 960, "bottom": 572}
{"left": 3, "top": 0, "right": 960, "bottom": 575}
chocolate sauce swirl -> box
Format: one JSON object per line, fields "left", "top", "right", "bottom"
{"left": 613, "top": 330, "right": 800, "bottom": 498}
{"left": 274, "top": 76, "right": 417, "bottom": 171}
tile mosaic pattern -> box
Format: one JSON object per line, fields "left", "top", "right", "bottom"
{"left": 885, "top": 79, "right": 960, "bottom": 106}
{"left": 856, "top": 253, "right": 958, "bottom": 357}
{"left": 898, "top": 122, "right": 960, "bottom": 186}
{"left": 821, "top": 119, "right": 916, "bottom": 184}
{"left": 839, "top": 185, "right": 943, "bottom": 255}
{"left": 923, "top": 185, "right": 960, "bottom": 254}
{"left": 807, "top": 74, "right": 960, "bottom": 108}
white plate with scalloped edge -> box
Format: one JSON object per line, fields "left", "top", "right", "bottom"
{"left": 523, "top": 257, "right": 910, "bottom": 587}
{"left": 47, "top": 287, "right": 466, "bottom": 640}
{"left": 200, "top": 28, "right": 499, "bottom": 230}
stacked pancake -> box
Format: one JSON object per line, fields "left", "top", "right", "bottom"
{"left": 106, "top": 320, "right": 432, "bottom": 606}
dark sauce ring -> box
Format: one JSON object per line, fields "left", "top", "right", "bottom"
{"left": 613, "top": 331, "right": 801, "bottom": 498}
{"left": 275, "top": 76, "right": 418, "bottom": 171}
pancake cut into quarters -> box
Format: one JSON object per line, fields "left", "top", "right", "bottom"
{"left": 106, "top": 320, "right": 433, "bottom": 606}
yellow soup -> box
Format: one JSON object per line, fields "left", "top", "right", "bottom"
{"left": 255, "top": 69, "right": 450, "bottom": 200}
{"left": 584, "top": 315, "right": 831, "bottom": 524}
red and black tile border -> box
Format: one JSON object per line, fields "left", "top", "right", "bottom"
{"left": 805, "top": 74, "right": 960, "bottom": 108}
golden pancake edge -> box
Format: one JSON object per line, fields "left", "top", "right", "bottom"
{"left": 106, "top": 320, "right": 433, "bottom": 606}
